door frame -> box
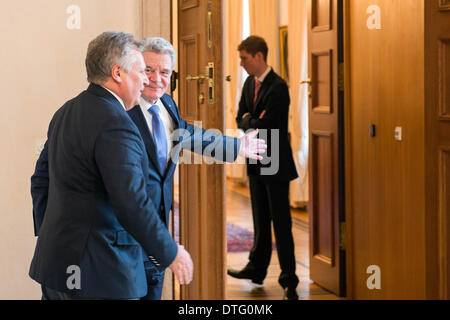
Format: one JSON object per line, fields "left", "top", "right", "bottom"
{"left": 342, "top": 0, "right": 353, "bottom": 300}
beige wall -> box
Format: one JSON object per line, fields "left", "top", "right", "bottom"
{"left": 0, "top": 0, "right": 169, "bottom": 299}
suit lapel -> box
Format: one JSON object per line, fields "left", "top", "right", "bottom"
{"left": 127, "top": 106, "right": 162, "bottom": 177}
{"left": 160, "top": 95, "right": 180, "bottom": 129}
{"left": 160, "top": 95, "right": 181, "bottom": 179}
{"left": 247, "top": 78, "right": 256, "bottom": 113}
{"left": 254, "top": 70, "right": 275, "bottom": 110}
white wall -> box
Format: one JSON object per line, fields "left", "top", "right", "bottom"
{"left": 0, "top": 0, "right": 171, "bottom": 299}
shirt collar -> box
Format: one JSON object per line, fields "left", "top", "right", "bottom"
{"left": 256, "top": 66, "right": 272, "bottom": 83}
{"left": 101, "top": 86, "right": 126, "bottom": 111}
{"left": 139, "top": 97, "right": 162, "bottom": 114}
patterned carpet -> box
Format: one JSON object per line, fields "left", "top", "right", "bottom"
{"left": 172, "top": 204, "right": 254, "bottom": 252}
{"left": 225, "top": 223, "right": 254, "bottom": 252}
{"left": 172, "top": 201, "right": 307, "bottom": 253}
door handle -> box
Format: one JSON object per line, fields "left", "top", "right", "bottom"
{"left": 186, "top": 74, "right": 207, "bottom": 83}
{"left": 300, "top": 78, "right": 312, "bottom": 98}
{"left": 300, "top": 78, "right": 312, "bottom": 85}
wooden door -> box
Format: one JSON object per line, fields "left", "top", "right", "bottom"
{"left": 306, "top": 0, "right": 345, "bottom": 296}
{"left": 348, "top": 0, "right": 426, "bottom": 299}
{"left": 425, "top": 0, "right": 450, "bottom": 300}
{"left": 177, "top": 0, "right": 225, "bottom": 299}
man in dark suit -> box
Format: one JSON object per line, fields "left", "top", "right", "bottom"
{"left": 227, "top": 36, "right": 300, "bottom": 300}
{"left": 127, "top": 37, "right": 265, "bottom": 299}
{"left": 31, "top": 36, "right": 266, "bottom": 300}
{"left": 29, "top": 31, "right": 194, "bottom": 300}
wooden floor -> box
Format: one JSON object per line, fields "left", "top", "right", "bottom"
{"left": 225, "top": 179, "right": 339, "bottom": 300}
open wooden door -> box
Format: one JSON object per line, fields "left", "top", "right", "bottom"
{"left": 306, "top": 0, "right": 346, "bottom": 296}
{"left": 177, "top": 0, "right": 226, "bottom": 299}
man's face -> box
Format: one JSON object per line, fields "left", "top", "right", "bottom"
{"left": 142, "top": 51, "right": 172, "bottom": 103}
{"left": 120, "top": 51, "right": 149, "bottom": 110}
{"left": 239, "top": 50, "right": 262, "bottom": 76}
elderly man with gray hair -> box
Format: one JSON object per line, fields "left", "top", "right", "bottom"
{"left": 126, "top": 36, "right": 266, "bottom": 300}
{"left": 30, "top": 31, "right": 195, "bottom": 300}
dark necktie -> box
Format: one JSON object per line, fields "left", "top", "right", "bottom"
{"left": 253, "top": 79, "right": 261, "bottom": 108}
{"left": 148, "top": 105, "right": 168, "bottom": 173}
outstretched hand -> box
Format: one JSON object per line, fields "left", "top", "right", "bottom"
{"left": 238, "top": 129, "right": 267, "bottom": 161}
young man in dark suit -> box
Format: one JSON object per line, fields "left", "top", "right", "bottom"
{"left": 227, "top": 35, "right": 300, "bottom": 300}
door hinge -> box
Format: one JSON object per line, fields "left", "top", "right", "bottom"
{"left": 339, "top": 221, "right": 346, "bottom": 250}
{"left": 338, "top": 62, "right": 344, "bottom": 92}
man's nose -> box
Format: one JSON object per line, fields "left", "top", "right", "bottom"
{"left": 149, "top": 71, "right": 161, "bottom": 82}
{"left": 143, "top": 75, "right": 150, "bottom": 85}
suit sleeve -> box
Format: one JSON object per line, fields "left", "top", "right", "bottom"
{"left": 237, "top": 82, "right": 290, "bottom": 131}
{"left": 172, "top": 101, "right": 241, "bottom": 163}
{"left": 95, "top": 117, "right": 178, "bottom": 270}
{"left": 30, "top": 141, "right": 49, "bottom": 236}
{"left": 236, "top": 78, "right": 252, "bottom": 130}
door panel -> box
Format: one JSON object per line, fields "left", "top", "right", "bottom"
{"left": 349, "top": 0, "right": 426, "bottom": 299}
{"left": 180, "top": 35, "right": 200, "bottom": 119}
{"left": 307, "top": 0, "right": 345, "bottom": 296}
{"left": 178, "top": 0, "right": 225, "bottom": 300}
{"left": 425, "top": 0, "right": 450, "bottom": 299}
{"left": 311, "top": 131, "right": 334, "bottom": 265}
{"left": 312, "top": 0, "right": 331, "bottom": 31}
{"left": 311, "top": 50, "right": 333, "bottom": 113}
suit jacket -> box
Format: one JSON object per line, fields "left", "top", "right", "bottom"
{"left": 30, "top": 91, "right": 241, "bottom": 298}
{"left": 127, "top": 93, "right": 241, "bottom": 226}
{"left": 29, "top": 84, "right": 178, "bottom": 299}
{"left": 236, "top": 70, "right": 298, "bottom": 182}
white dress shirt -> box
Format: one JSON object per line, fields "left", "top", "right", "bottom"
{"left": 101, "top": 86, "right": 126, "bottom": 111}
{"left": 139, "top": 97, "right": 175, "bottom": 165}
{"left": 256, "top": 66, "right": 272, "bottom": 84}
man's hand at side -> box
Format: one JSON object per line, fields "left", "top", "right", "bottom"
{"left": 169, "top": 244, "right": 194, "bottom": 285}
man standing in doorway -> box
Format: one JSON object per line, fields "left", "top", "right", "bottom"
{"left": 227, "top": 35, "right": 299, "bottom": 300}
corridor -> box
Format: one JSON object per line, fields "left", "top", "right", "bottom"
{"left": 225, "top": 180, "right": 339, "bottom": 300}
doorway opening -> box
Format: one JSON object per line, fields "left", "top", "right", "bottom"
{"left": 222, "top": 0, "right": 332, "bottom": 300}
{"left": 171, "top": 0, "right": 345, "bottom": 300}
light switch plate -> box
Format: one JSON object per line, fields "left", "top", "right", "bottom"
{"left": 394, "top": 127, "right": 402, "bottom": 141}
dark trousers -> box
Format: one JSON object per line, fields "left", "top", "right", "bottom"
{"left": 140, "top": 261, "right": 166, "bottom": 300}
{"left": 41, "top": 286, "right": 80, "bottom": 300}
{"left": 41, "top": 286, "right": 140, "bottom": 300}
{"left": 248, "top": 175, "right": 299, "bottom": 289}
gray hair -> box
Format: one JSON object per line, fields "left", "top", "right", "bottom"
{"left": 142, "top": 37, "right": 177, "bottom": 71}
{"left": 85, "top": 31, "right": 144, "bottom": 84}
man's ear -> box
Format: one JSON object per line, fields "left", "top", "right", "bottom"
{"left": 255, "top": 52, "right": 265, "bottom": 62}
{"left": 111, "top": 64, "right": 122, "bottom": 83}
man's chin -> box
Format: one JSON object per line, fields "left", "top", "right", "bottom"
{"left": 142, "top": 93, "right": 160, "bottom": 103}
